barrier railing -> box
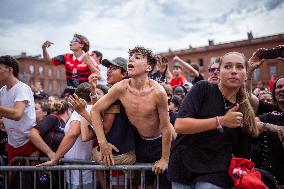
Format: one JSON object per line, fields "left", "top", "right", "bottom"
{"left": 0, "top": 157, "right": 161, "bottom": 189}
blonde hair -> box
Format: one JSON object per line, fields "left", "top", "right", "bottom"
{"left": 48, "top": 100, "right": 69, "bottom": 115}
{"left": 221, "top": 52, "right": 259, "bottom": 137}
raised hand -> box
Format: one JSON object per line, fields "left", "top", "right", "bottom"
{"left": 221, "top": 104, "right": 243, "bottom": 128}
{"left": 42, "top": 41, "right": 54, "bottom": 49}
{"left": 88, "top": 73, "right": 101, "bottom": 90}
{"left": 247, "top": 49, "right": 266, "bottom": 75}
{"left": 68, "top": 94, "right": 87, "bottom": 115}
{"left": 173, "top": 55, "right": 181, "bottom": 62}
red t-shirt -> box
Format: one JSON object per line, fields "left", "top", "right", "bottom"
{"left": 169, "top": 76, "right": 185, "bottom": 87}
{"left": 52, "top": 53, "right": 99, "bottom": 89}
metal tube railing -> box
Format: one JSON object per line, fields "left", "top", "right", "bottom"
{"left": 0, "top": 162, "right": 160, "bottom": 189}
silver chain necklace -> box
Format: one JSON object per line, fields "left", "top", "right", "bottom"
{"left": 221, "top": 94, "right": 236, "bottom": 110}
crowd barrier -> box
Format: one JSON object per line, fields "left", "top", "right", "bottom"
{"left": 0, "top": 157, "right": 161, "bottom": 189}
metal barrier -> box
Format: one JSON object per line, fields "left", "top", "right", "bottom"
{"left": 0, "top": 157, "right": 162, "bottom": 189}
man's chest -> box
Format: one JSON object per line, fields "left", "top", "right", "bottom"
{"left": 121, "top": 93, "right": 156, "bottom": 116}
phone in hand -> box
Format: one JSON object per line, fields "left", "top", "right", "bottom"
{"left": 259, "top": 47, "right": 284, "bottom": 60}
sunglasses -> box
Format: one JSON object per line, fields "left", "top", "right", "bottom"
{"left": 108, "top": 65, "right": 121, "bottom": 71}
{"left": 70, "top": 37, "right": 82, "bottom": 43}
{"left": 208, "top": 67, "right": 220, "bottom": 73}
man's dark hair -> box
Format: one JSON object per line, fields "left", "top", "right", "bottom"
{"left": 75, "top": 82, "right": 92, "bottom": 103}
{"left": 155, "top": 54, "right": 168, "bottom": 64}
{"left": 96, "top": 84, "right": 109, "bottom": 95}
{"left": 0, "top": 55, "right": 20, "bottom": 77}
{"left": 92, "top": 50, "right": 103, "bottom": 64}
{"left": 128, "top": 46, "right": 157, "bottom": 72}
{"left": 191, "top": 63, "right": 200, "bottom": 72}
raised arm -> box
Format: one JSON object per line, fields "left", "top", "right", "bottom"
{"left": 246, "top": 49, "right": 266, "bottom": 113}
{"left": 152, "top": 89, "right": 172, "bottom": 174}
{"left": 91, "top": 82, "right": 124, "bottom": 165}
{"left": 82, "top": 53, "right": 101, "bottom": 75}
{"left": 173, "top": 56, "right": 199, "bottom": 77}
{"left": 246, "top": 49, "right": 266, "bottom": 95}
{"left": 42, "top": 41, "right": 53, "bottom": 63}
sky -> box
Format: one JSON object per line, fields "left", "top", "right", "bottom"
{"left": 0, "top": 0, "right": 284, "bottom": 59}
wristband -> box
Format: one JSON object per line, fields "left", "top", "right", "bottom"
{"left": 216, "top": 116, "right": 224, "bottom": 132}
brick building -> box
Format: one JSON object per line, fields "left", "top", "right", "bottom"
{"left": 160, "top": 33, "right": 284, "bottom": 87}
{"left": 16, "top": 53, "right": 66, "bottom": 96}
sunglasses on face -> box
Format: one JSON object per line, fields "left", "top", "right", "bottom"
{"left": 108, "top": 66, "right": 121, "bottom": 71}
{"left": 70, "top": 37, "right": 81, "bottom": 43}
{"left": 208, "top": 67, "right": 220, "bottom": 73}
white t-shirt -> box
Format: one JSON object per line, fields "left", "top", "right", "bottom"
{"left": 97, "top": 64, "right": 108, "bottom": 86}
{"left": 64, "top": 105, "right": 94, "bottom": 185}
{"left": 0, "top": 81, "right": 36, "bottom": 148}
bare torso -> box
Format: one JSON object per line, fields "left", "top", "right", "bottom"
{"left": 119, "top": 79, "right": 163, "bottom": 137}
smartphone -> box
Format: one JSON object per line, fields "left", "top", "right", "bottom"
{"left": 259, "top": 47, "right": 284, "bottom": 60}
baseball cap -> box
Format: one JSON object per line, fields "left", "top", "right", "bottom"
{"left": 173, "top": 62, "right": 181, "bottom": 68}
{"left": 102, "top": 57, "right": 128, "bottom": 71}
{"left": 173, "top": 85, "right": 187, "bottom": 94}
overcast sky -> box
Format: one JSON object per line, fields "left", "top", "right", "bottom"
{"left": 0, "top": 0, "right": 284, "bottom": 59}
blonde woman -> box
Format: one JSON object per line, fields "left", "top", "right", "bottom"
{"left": 29, "top": 100, "right": 71, "bottom": 159}
{"left": 169, "top": 52, "right": 258, "bottom": 189}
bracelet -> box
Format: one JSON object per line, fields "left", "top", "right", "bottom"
{"left": 216, "top": 116, "right": 224, "bottom": 132}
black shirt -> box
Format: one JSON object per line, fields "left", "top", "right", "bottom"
{"left": 259, "top": 111, "right": 284, "bottom": 185}
{"left": 256, "top": 100, "right": 278, "bottom": 116}
{"left": 105, "top": 101, "right": 135, "bottom": 155}
{"left": 168, "top": 81, "right": 251, "bottom": 188}
{"left": 34, "top": 114, "right": 65, "bottom": 152}
{"left": 192, "top": 74, "right": 204, "bottom": 85}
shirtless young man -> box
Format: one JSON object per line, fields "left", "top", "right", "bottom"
{"left": 91, "top": 46, "right": 172, "bottom": 175}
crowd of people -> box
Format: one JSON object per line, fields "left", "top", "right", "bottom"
{"left": 0, "top": 33, "right": 283, "bottom": 189}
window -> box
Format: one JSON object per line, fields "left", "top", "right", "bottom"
{"left": 253, "top": 68, "right": 261, "bottom": 81}
{"left": 29, "top": 65, "right": 34, "bottom": 74}
{"left": 48, "top": 82, "right": 52, "bottom": 94}
{"left": 269, "top": 66, "right": 277, "bottom": 78}
{"left": 39, "top": 66, "right": 44, "bottom": 77}
{"left": 198, "top": 58, "right": 204, "bottom": 67}
{"left": 210, "top": 57, "right": 218, "bottom": 64}
{"left": 57, "top": 70, "right": 61, "bottom": 78}
{"left": 48, "top": 68, "right": 52, "bottom": 77}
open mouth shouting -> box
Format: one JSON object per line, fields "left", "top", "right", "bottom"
{"left": 128, "top": 64, "right": 134, "bottom": 69}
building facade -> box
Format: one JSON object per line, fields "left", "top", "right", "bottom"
{"left": 16, "top": 54, "right": 66, "bottom": 96}
{"left": 160, "top": 33, "right": 284, "bottom": 87}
